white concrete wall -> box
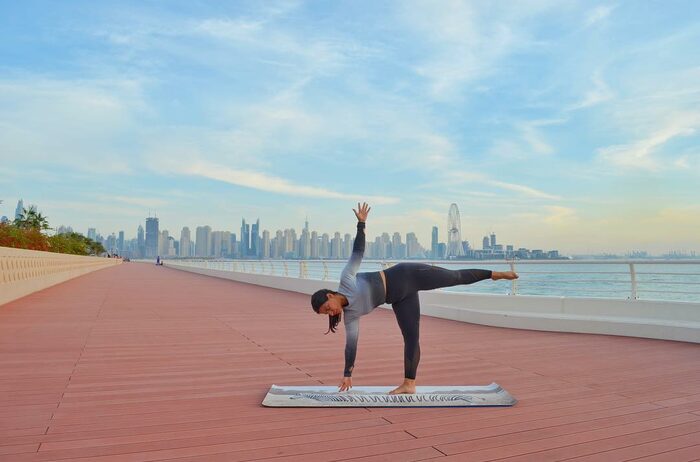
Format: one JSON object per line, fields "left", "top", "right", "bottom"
{"left": 164, "top": 262, "right": 700, "bottom": 344}
{"left": 0, "top": 246, "right": 121, "bottom": 306}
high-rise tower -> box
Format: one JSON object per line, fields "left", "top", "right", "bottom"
{"left": 431, "top": 226, "right": 439, "bottom": 259}
{"left": 251, "top": 219, "right": 260, "bottom": 258}
{"left": 180, "top": 227, "right": 191, "bottom": 257}
{"left": 240, "top": 219, "right": 250, "bottom": 257}
{"left": 145, "top": 217, "right": 159, "bottom": 258}
{"left": 446, "top": 203, "right": 465, "bottom": 258}
{"left": 195, "top": 226, "right": 212, "bottom": 257}
{"left": 136, "top": 225, "right": 145, "bottom": 258}
{"left": 14, "top": 199, "right": 24, "bottom": 220}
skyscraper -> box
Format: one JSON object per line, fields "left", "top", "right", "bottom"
{"left": 372, "top": 236, "right": 382, "bottom": 258}
{"left": 251, "top": 219, "right": 260, "bottom": 258}
{"left": 380, "top": 233, "right": 391, "bottom": 259}
{"left": 165, "top": 235, "right": 176, "bottom": 256}
{"left": 14, "top": 199, "right": 24, "bottom": 220}
{"left": 300, "top": 227, "right": 311, "bottom": 259}
{"left": 392, "top": 232, "right": 404, "bottom": 259}
{"left": 343, "top": 233, "right": 352, "bottom": 259}
{"left": 88, "top": 227, "right": 97, "bottom": 242}
{"left": 490, "top": 233, "right": 497, "bottom": 248}
{"left": 195, "top": 226, "right": 212, "bottom": 257}
{"left": 240, "top": 219, "right": 250, "bottom": 257}
{"left": 106, "top": 233, "right": 117, "bottom": 254}
{"left": 320, "top": 233, "right": 330, "bottom": 259}
{"left": 331, "top": 232, "right": 342, "bottom": 259}
{"left": 283, "top": 228, "right": 296, "bottom": 256}
{"left": 482, "top": 236, "right": 490, "bottom": 250}
{"left": 310, "top": 231, "right": 319, "bottom": 259}
{"left": 406, "top": 232, "right": 421, "bottom": 258}
{"left": 211, "top": 231, "right": 223, "bottom": 257}
{"left": 220, "top": 231, "right": 232, "bottom": 257}
{"left": 230, "top": 233, "right": 237, "bottom": 258}
{"left": 56, "top": 225, "right": 73, "bottom": 235}
{"left": 159, "top": 230, "right": 170, "bottom": 256}
{"left": 137, "top": 225, "right": 145, "bottom": 258}
{"left": 446, "top": 203, "right": 465, "bottom": 258}
{"left": 180, "top": 227, "right": 191, "bottom": 257}
{"left": 262, "top": 230, "right": 270, "bottom": 258}
{"left": 431, "top": 226, "right": 439, "bottom": 260}
{"left": 117, "top": 231, "right": 125, "bottom": 253}
{"left": 145, "top": 217, "right": 159, "bottom": 258}
{"left": 274, "top": 230, "right": 284, "bottom": 258}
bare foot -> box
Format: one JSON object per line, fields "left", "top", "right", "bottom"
{"left": 388, "top": 379, "right": 416, "bottom": 394}
{"left": 492, "top": 271, "right": 519, "bottom": 280}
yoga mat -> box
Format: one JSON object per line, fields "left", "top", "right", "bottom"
{"left": 262, "top": 382, "right": 516, "bottom": 407}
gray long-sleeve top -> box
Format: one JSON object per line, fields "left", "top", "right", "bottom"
{"left": 336, "top": 221, "right": 386, "bottom": 377}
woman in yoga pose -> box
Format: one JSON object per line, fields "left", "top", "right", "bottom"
{"left": 311, "top": 203, "right": 518, "bottom": 395}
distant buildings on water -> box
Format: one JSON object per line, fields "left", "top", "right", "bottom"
{"left": 13, "top": 199, "right": 697, "bottom": 261}
{"left": 67, "top": 203, "right": 566, "bottom": 261}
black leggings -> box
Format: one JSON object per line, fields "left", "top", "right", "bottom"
{"left": 383, "top": 263, "right": 492, "bottom": 380}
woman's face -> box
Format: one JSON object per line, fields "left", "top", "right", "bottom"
{"left": 318, "top": 294, "right": 343, "bottom": 316}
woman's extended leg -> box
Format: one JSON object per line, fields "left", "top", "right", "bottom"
{"left": 412, "top": 265, "right": 492, "bottom": 291}
{"left": 385, "top": 263, "right": 492, "bottom": 299}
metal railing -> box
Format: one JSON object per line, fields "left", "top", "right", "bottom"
{"left": 169, "top": 259, "right": 700, "bottom": 303}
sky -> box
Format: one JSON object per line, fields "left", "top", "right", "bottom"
{"left": 1, "top": 0, "right": 699, "bottom": 254}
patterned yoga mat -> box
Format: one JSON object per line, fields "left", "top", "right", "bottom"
{"left": 262, "top": 382, "right": 517, "bottom": 407}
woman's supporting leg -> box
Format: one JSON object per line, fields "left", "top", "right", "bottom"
{"left": 392, "top": 292, "right": 421, "bottom": 380}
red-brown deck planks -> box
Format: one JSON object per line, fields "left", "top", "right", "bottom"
{"left": 0, "top": 262, "right": 698, "bottom": 461}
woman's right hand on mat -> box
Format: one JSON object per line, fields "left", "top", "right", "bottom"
{"left": 338, "top": 377, "right": 352, "bottom": 392}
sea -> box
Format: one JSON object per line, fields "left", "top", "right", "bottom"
{"left": 196, "top": 259, "right": 700, "bottom": 304}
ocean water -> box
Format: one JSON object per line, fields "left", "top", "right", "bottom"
{"left": 191, "top": 260, "right": 700, "bottom": 304}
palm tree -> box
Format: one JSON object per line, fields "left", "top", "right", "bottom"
{"left": 14, "top": 206, "right": 51, "bottom": 231}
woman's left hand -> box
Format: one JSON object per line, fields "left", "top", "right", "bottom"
{"left": 353, "top": 202, "right": 371, "bottom": 223}
{"left": 338, "top": 377, "right": 353, "bottom": 392}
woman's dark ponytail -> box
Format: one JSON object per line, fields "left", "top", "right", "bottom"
{"left": 326, "top": 312, "right": 341, "bottom": 334}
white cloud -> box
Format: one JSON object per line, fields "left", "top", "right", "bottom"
{"left": 543, "top": 205, "right": 578, "bottom": 225}
{"left": 0, "top": 78, "right": 145, "bottom": 173}
{"left": 519, "top": 124, "right": 554, "bottom": 155}
{"left": 398, "top": 0, "right": 561, "bottom": 99}
{"left": 193, "top": 18, "right": 264, "bottom": 41}
{"left": 568, "top": 72, "right": 614, "bottom": 110}
{"left": 584, "top": 5, "right": 616, "bottom": 27}
{"left": 445, "top": 171, "right": 561, "bottom": 200}
{"left": 597, "top": 114, "right": 699, "bottom": 171}
{"left": 404, "top": 2, "right": 515, "bottom": 99}
{"left": 173, "top": 161, "right": 400, "bottom": 205}
{"left": 489, "top": 180, "right": 561, "bottom": 200}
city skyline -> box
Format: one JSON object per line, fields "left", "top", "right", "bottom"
{"left": 84, "top": 212, "right": 565, "bottom": 261}
{"left": 0, "top": 199, "right": 699, "bottom": 258}
{"left": 6, "top": 198, "right": 696, "bottom": 259}
{"left": 1, "top": 2, "right": 699, "bottom": 255}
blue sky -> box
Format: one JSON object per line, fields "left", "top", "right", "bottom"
{"left": 1, "top": 0, "right": 699, "bottom": 254}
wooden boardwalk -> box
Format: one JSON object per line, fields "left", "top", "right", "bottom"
{"left": 1, "top": 263, "right": 699, "bottom": 461}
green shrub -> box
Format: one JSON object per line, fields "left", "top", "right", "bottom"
{"left": 48, "top": 232, "right": 105, "bottom": 255}
{"left": 0, "top": 223, "right": 50, "bottom": 251}
{"left": 0, "top": 225, "right": 104, "bottom": 255}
